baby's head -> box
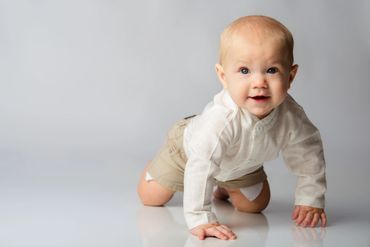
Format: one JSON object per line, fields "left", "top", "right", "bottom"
{"left": 215, "top": 15, "right": 298, "bottom": 119}
{"left": 219, "top": 15, "right": 294, "bottom": 67}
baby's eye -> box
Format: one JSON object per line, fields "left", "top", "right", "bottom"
{"left": 240, "top": 67, "right": 249, "bottom": 74}
{"left": 267, "top": 67, "right": 279, "bottom": 74}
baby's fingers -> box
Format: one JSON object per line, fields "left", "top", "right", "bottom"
{"left": 206, "top": 227, "right": 231, "bottom": 240}
{"left": 295, "top": 210, "right": 306, "bottom": 226}
{"left": 302, "top": 212, "right": 313, "bottom": 227}
{"left": 191, "top": 223, "right": 237, "bottom": 240}
{"left": 217, "top": 225, "right": 237, "bottom": 240}
{"left": 310, "top": 213, "right": 320, "bottom": 227}
{"left": 292, "top": 206, "right": 300, "bottom": 220}
{"left": 197, "top": 228, "right": 206, "bottom": 240}
{"left": 320, "top": 212, "right": 327, "bottom": 227}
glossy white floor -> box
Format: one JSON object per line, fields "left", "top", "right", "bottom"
{"left": 0, "top": 154, "right": 369, "bottom": 247}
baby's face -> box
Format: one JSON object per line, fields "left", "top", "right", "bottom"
{"left": 216, "top": 34, "right": 297, "bottom": 119}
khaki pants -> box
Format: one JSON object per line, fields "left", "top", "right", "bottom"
{"left": 148, "top": 116, "right": 267, "bottom": 192}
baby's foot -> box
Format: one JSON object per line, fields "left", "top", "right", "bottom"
{"left": 213, "top": 187, "right": 230, "bottom": 201}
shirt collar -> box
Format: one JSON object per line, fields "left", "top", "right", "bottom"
{"left": 220, "top": 89, "right": 279, "bottom": 130}
{"left": 221, "top": 89, "right": 238, "bottom": 110}
{"left": 237, "top": 98, "right": 279, "bottom": 130}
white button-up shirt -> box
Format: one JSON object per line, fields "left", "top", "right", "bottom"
{"left": 183, "top": 90, "right": 326, "bottom": 229}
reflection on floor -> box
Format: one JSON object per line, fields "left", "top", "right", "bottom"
{"left": 137, "top": 193, "right": 331, "bottom": 247}
{"left": 136, "top": 161, "right": 370, "bottom": 247}
{"left": 0, "top": 157, "right": 369, "bottom": 246}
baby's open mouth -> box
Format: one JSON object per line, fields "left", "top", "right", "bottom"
{"left": 249, "top": 95, "right": 270, "bottom": 100}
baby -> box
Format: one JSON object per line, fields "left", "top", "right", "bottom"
{"left": 137, "top": 15, "right": 327, "bottom": 240}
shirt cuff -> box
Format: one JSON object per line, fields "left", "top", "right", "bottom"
{"left": 185, "top": 211, "right": 219, "bottom": 230}
{"left": 295, "top": 196, "right": 325, "bottom": 209}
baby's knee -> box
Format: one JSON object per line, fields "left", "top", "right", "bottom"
{"left": 228, "top": 180, "right": 270, "bottom": 213}
{"left": 137, "top": 185, "right": 171, "bottom": 206}
{"left": 234, "top": 199, "right": 269, "bottom": 213}
{"left": 139, "top": 196, "right": 166, "bottom": 207}
{"left": 137, "top": 171, "right": 174, "bottom": 206}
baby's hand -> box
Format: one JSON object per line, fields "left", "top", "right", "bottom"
{"left": 190, "top": 223, "right": 237, "bottom": 240}
{"left": 292, "top": 205, "right": 327, "bottom": 227}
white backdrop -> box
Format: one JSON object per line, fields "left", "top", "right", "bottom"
{"left": 1, "top": 1, "right": 370, "bottom": 246}
{"left": 1, "top": 0, "right": 370, "bottom": 166}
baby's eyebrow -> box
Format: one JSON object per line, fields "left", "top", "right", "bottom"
{"left": 235, "top": 59, "right": 251, "bottom": 64}
{"left": 233, "top": 61, "right": 251, "bottom": 68}
{"left": 266, "top": 58, "right": 286, "bottom": 65}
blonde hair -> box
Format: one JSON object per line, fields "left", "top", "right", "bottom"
{"left": 219, "top": 15, "right": 294, "bottom": 65}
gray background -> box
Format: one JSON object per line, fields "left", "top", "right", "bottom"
{"left": 1, "top": 0, "right": 370, "bottom": 246}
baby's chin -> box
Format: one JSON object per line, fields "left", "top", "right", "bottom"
{"left": 241, "top": 107, "right": 274, "bottom": 120}
{"left": 253, "top": 111, "right": 273, "bottom": 119}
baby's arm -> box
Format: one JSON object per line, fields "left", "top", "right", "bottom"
{"left": 282, "top": 109, "right": 327, "bottom": 228}
{"left": 183, "top": 162, "right": 236, "bottom": 240}
{"left": 292, "top": 205, "right": 327, "bottom": 227}
{"left": 183, "top": 110, "right": 236, "bottom": 239}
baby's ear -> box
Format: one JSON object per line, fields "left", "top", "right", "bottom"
{"left": 288, "top": 64, "right": 299, "bottom": 87}
{"left": 215, "top": 64, "right": 228, "bottom": 89}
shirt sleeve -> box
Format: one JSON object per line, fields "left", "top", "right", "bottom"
{"left": 281, "top": 110, "right": 326, "bottom": 208}
{"left": 183, "top": 108, "right": 233, "bottom": 229}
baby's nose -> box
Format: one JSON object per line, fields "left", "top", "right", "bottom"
{"left": 251, "top": 74, "right": 267, "bottom": 88}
